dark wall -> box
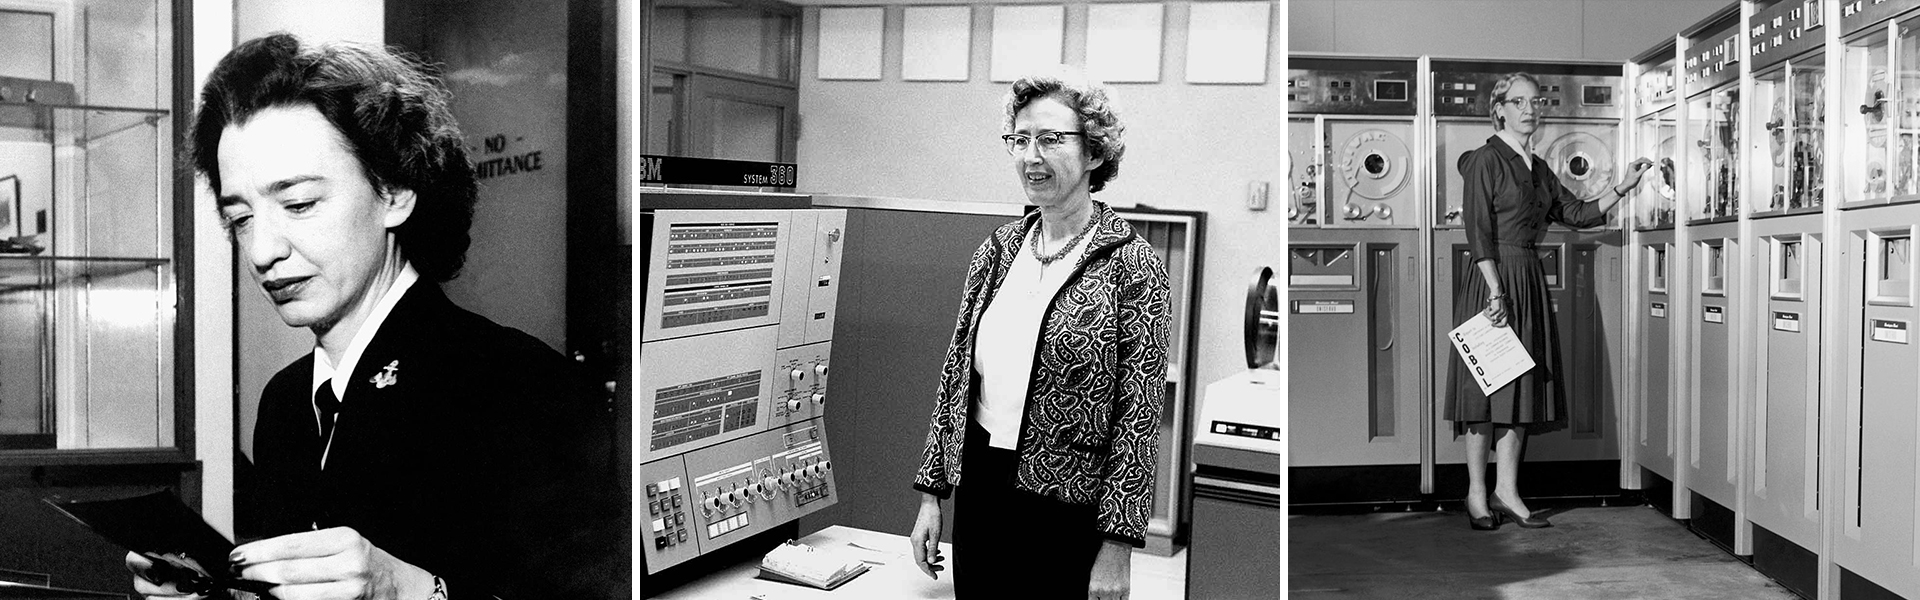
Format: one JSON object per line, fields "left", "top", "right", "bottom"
{"left": 388, "top": 0, "right": 572, "bottom": 351}
{"left": 798, "top": 207, "right": 1010, "bottom": 541}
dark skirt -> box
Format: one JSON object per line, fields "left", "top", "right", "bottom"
{"left": 1445, "top": 244, "right": 1565, "bottom": 434}
{"left": 952, "top": 420, "right": 1104, "bottom": 598}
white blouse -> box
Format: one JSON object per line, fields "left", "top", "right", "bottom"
{"left": 972, "top": 220, "right": 1095, "bottom": 450}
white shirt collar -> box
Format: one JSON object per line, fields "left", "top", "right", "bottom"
{"left": 311, "top": 262, "right": 420, "bottom": 401}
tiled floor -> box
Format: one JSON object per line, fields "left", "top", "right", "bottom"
{"left": 1291, "top": 505, "right": 1799, "bottom": 599}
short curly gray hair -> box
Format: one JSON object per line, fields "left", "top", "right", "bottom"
{"left": 1488, "top": 72, "right": 1542, "bottom": 131}
{"left": 1004, "top": 66, "right": 1126, "bottom": 193}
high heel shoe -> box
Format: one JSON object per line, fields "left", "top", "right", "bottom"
{"left": 1467, "top": 513, "right": 1498, "bottom": 530}
{"left": 1465, "top": 498, "right": 1498, "bottom": 530}
{"left": 1489, "top": 497, "right": 1552, "bottom": 529}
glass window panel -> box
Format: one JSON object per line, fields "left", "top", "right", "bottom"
{"left": 0, "top": 10, "right": 53, "bottom": 80}
{"left": 1789, "top": 61, "right": 1824, "bottom": 209}
{"left": 652, "top": 6, "right": 688, "bottom": 64}
{"left": 682, "top": 6, "right": 795, "bottom": 81}
{"left": 1638, "top": 108, "right": 1677, "bottom": 228}
{"left": 83, "top": 0, "right": 165, "bottom": 109}
{"left": 1900, "top": 19, "right": 1920, "bottom": 198}
{"left": 710, "top": 98, "right": 782, "bottom": 162}
{"left": 0, "top": 0, "right": 175, "bottom": 452}
{"left": 650, "top": 71, "right": 683, "bottom": 155}
{"left": 1754, "top": 68, "right": 1786, "bottom": 212}
{"left": 1844, "top": 28, "right": 1891, "bottom": 203}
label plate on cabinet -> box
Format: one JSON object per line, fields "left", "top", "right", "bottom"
{"left": 1773, "top": 311, "right": 1801, "bottom": 332}
{"left": 1872, "top": 319, "right": 1909, "bottom": 344}
{"left": 1704, "top": 305, "right": 1725, "bottom": 324}
{"left": 1292, "top": 299, "right": 1355, "bottom": 314}
{"left": 1651, "top": 302, "right": 1666, "bottom": 318}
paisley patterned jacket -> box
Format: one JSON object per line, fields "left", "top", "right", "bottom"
{"left": 913, "top": 201, "right": 1172, "bottom": 547}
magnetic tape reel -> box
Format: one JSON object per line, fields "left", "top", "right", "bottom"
{"left": 1546, "top": 131, "right": 1615, "bottom": 201}
{"left": 1767, "top": 99, "right": 1787, "bottom": 168}
{"left": 1243, "top": 267, "right": 1279, "bottom": 370}
{"left": 1336, "top": 128, "right": 1411, "bottom": 201}
{"left": 1654, "top": 136, "right": 1677, "bottom": 202}
{"left": 1287, "top": 126, "right": 1319, "bottom": 224}
{"left": 1862, "top": 70, "right": 1889, "bottom": 125}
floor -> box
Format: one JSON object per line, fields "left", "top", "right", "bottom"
{"left": 1131, "top": 547, "right": 1188, "bottom": 600}
{"left": 1290, "top": 505, "right": 1801, "bottom": 600}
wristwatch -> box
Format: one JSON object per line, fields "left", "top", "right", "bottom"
{"left": 426, "top": 576, "right": 447, "bottom": 600}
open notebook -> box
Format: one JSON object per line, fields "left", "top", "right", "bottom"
{"left": 756, "top": 540, "right": 870, "bottom": 590}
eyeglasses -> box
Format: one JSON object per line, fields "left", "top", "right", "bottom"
{"left": 1002, "top": 131, "right": 1086, "bottom": 156}
{"left": 1499, "top": 97, "right": 1552, "bottom": 110}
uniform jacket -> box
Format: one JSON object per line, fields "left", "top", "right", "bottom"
{"left": 247, "top": 283, "right": 623, "bottom": 599}
{"left": 913, "top": 201, "right": 1172, "bottom": 547}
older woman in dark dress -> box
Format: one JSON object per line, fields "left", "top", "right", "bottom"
{"left": 1448, "top": 72, "right": 1653, "bottom": 531}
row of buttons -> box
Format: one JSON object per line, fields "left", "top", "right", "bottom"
{"left": 1287, "top": 93, "right": 1362, "bottom": 103}
{"left": 647, "top": 493, "right": 683, "bottom": 515}
{"left": 653, "top": 530, "right": 688, "bottom": 549}
{"left": 1289, "top": 78, "right": 1356, "bottom": 89}
{"left": 709, "top": 512, "right": 751, "bottom": 538}
{"left": 652, "top": 513, "right": 687, "bottom": 530}
{"left": 646, "top": 477, "right": 691, "bottom": 551}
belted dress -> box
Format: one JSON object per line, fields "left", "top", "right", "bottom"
{"left": 1446, "top": 135, "right": 1608, "bottom": 433}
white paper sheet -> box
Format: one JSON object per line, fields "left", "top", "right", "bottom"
{"left": 818, "top": 7, "right": 885, "bottom": 81}
{"left": 903, "top": 6, "right": 971, "bottom": 81}
{"left": 1448, "top": 312, "right": 1537, "bottom": 396}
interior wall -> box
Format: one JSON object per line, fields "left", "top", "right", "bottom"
{"left": 191, "top": 0, "right": 236, "bottom": 543}
{"left": 1288, "top": 0, "right": 1728, "bottom": 61}
{"left": 795, "top": 0, "right": 1283, "bottom": 538}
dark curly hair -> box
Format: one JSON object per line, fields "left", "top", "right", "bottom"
{"left": 192, "top": 33, "right": 476, "bottom": 282}
{"left": 1004, "top": 67, "right": 1126, "bottom": 193}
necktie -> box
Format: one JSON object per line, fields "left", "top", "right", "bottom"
{"left": 315, "top": 380, "right": 340, "bottom": 452}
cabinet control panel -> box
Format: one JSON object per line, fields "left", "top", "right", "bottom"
{"left": 640, "top": 203, "right": 846, "bottom": 575}
{"left": 1289, "top": 69, "right": 1417, "bottom": 115}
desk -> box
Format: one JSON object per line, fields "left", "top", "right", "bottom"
{"left": 652, "top": 526, "right": 955, "bottom": 599}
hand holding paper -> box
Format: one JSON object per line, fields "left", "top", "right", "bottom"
{"left": 1449, "top": 312, "right": 1537, "bottom": 395}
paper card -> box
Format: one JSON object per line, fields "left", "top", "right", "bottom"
{"left": 1086, "top": 3, "right": 1163, "bottom": 83}
{"left": 1184, "top": 1, "right": 1271, "bottom": 84}
{"left": 42, "top": 490, "right": 275, "bottom": 596}
{"left": 990, "top": 5, "right": 1064, "bottom": 82}
{"left": 818, "top": 7, "right": 885, "bottom": 81}
{"left": 902, "top": 6, "right": 971, "bottom": 81}
{"left": 1448, "top": 312, "right": 1537, "bottom": 396}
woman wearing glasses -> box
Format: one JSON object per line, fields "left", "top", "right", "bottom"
{"left": 1449, "top": 72, "right": 1654, "bottom": 531}
{"left": 905, "top": 67, "right": 1171, "bottom": 600}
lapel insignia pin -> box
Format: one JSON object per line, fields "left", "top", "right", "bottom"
{"left": 371, "top": 360, "right": 400, "bottom": 389}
